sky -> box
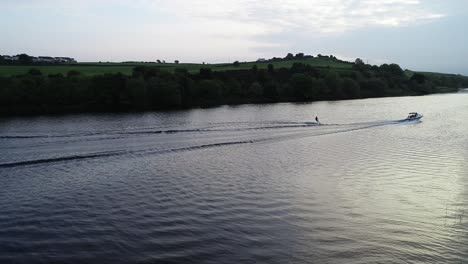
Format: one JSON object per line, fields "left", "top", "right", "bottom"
{"left": 1, "top": 0, "right": 467, "bottom": 74}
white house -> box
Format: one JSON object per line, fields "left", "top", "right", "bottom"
{"left": 55, "top": 57, "right": 77, "bottom": 63}
{"left": 2, "top": 54, "right": 77, "bottom": 63}
{"left": 2, "top": 55, "right": 18, "bottom": 61}
{"left": 38, "top": 56, "right": 55, "bottom": 63}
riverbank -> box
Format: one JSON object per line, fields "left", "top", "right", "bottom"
{"left": 1, "top": 59, "right": 467, "bottom": 116}
{"left": 0, "top": 87, "right": 461, "bottom": 117}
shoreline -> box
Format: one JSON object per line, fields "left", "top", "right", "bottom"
{"left": 1, "top": 62, "right": 466, "bottom": 117}
{"left": 1, "top": 88, "right": 462, "bottom": 118}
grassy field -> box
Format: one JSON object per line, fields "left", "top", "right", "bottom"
{"left": 404, "top": 69, "right": 464, "bottom": 78}
{"left": 0, "top": 57, "right": 353, "bottom": 77}
{"left": 0, "top": 65, "right": 135, "bottom": 76}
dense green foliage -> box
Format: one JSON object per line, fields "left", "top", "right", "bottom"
{"left": 0, "top": 65, "right": 138, "bottom": 77}
{"left": 1, "top": 58, "right": 467, "bottom": 115}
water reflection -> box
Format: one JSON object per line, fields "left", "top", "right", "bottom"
{"left": 0, "top": 92, "right": 467, "bottom": 263}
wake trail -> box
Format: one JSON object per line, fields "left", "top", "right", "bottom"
{"left": 0, "top": 118, "right": 418, "bottom": 169}
{"left": 0, "top": 140, "right": 255, "bottom": 169}
{"left": 0, "top": 122, "right": 318, "bottom": 139}
{"left": 1, "top": 119, "right": 408, "bottom": 140}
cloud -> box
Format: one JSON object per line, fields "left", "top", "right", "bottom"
{"left": 2, "top": 0, "right": 445, "bottom": 35}
{"left": 0, "top": 0, "right": 446, "bottom": 62}
{"left": 1, "top": 0, "right": 446, "bottom": 34}
{"left": 143, "top": 0, "right": 445, "bottom": 34}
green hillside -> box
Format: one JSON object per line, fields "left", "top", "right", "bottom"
{"left": 0, "top": 57, "right": 352, "bottom": 77}
{"left": 1, "top": 54, "right": 467, "bottom": 116}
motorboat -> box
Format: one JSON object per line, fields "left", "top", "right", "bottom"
{"left": 405, "top": 112, "right": 423, "bottom": 121}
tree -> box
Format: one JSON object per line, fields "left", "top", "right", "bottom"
{"left": 146, "top": 75, "right": 181, "bottom": 108}
{"left": 360, "top": 78, "right": 388, "bottom": 97}
{"left": 410, "top": 73, "right": 426, "bottom": 84}
{"left": 279, "top": 83, "right": 293, "bottom": 98}
{"left": 291, "top": 63, "right": 307, "bottom": 73}
{"left": 285, "top": 53, "right": 294, "bottom": 60}
{"left": 125, "top": 77, "right": 147, "bottom": 109}
{"left": 132, "top": 66, "right": 146, "bottom": 78}
{"left": 252, "top": 65, "right": 258, "bottom": 73}
{"left": 410, "top": 73, "right": 433, "bottom": 94}
{"left": 194, "top": 80, "right": 223, "bottom": 102}
{"left": 225, "top": 78, "right": 242, "bottom": 97}
{"left": 379, "top": 63, "right": 405, "bottom": 78}
{"left": 263, "top": 81, "right": 279, "bottom": 99}
{"left": 267, "top": 64, "right": 274, "bottom": 73}
{"left": 174, "top": 68, "right": 188, "bottom": 75}
{"left": 174, "top": 60, "right": 179, "bottom": 64}
{"left": 233, "top": 61, "right": 240, "bottom": 67}
{"left": 91, "top": 73, "right": 127, "bottom": 109}
{"left": 199, "top": 68, "right": 212, "bottom": 79}
{"left": 295, "top": 53, "right": 304, "bottom": 59}
{"left": 290, "top": 73, "right": 317, "bottom": 100}
{"left": 67, "top": 70, "right": 81, "bottom": 78}
{"left": 18, "top": 54, "right": 33, "bottom": 65}
{"left": 28, "top": 68, "right": 42, "bottom": 76}
{"left": 355, "top": 58, "right": 364, "bottom": 65}
{"left": 48, "top": 73, "right": 64, "bottom": 79}
{"left": 249, "top": 82, "right": 263, "bottom": 97}
{"left": 132, "top": 66, "right": 160, "bottom": 80}
{"left": 257, "top": 69, "right": 268, "bottom": 84}
{"left": 325, "top": 71, "right": 343, "bottom": 98}
{"left": 352, "top": 58, "right": 367, "bottom": 73}
{"left": 342, "top": 78, "right": 361, "bottom": 99}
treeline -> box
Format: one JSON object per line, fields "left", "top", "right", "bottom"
{"left": 0, "top": 54, "right": 76, "bottom": 65}
{"left": 235, "top": 53, "right": 349, "bottom": 66}
{"left": 1, "top": 61, "right": 467, "bottom": 115}
{"left": 0, "top": 54, "right": 33, "bottom": 65}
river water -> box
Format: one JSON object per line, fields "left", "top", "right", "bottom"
{"left": 1, "top": 91, "right": 467, "bottom": 263}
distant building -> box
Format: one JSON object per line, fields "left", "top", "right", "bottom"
{"left": 1, "top": 54, "right": 77, "bottom": 64}
{"left": 1, "top": 55, "right": 18, "bottom": 61}
{"left": 256, "top": 58, "right": 266, "bottom": 62}
{"left": 38, "top": 56, "right": 56, "bottom": 63}
{"left": 55, "top": 57, "right": 77, "bottom": 63}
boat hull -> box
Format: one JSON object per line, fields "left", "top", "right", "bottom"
{"left": 404, "top": 115, "right": 423, "bottom": 121}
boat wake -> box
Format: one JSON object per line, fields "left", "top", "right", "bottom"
{"left": 0, "top": 118, "right": 420, "bottom": 169}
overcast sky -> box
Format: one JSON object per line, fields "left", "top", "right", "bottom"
{"left": 1, "top": 0, "right": 467, "bottom": 74}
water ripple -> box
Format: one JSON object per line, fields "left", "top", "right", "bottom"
{"left": 1, "top": 94, "right": 468, "bottom": 263}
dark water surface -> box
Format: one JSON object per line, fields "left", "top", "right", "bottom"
{"left": 1, "top": 92, "right": 468, "bottom": 263}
